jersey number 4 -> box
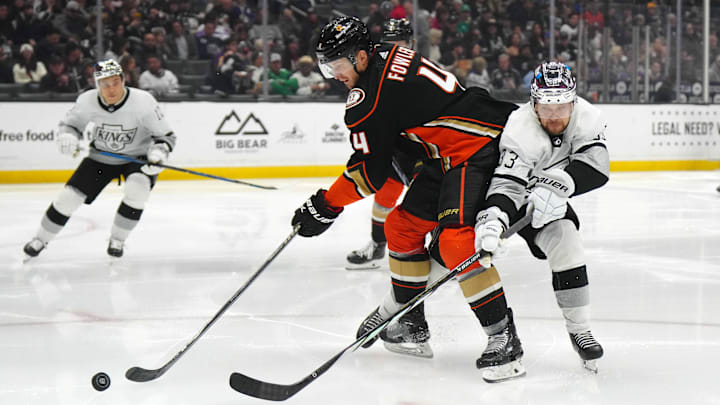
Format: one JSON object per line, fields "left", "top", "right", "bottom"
{"left": 418, "top": 57, "right": 458, "bottom": 93}
{"left": 351, "top": 131, "right": 370, "bottom": 154}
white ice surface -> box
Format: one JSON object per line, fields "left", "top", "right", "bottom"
{"left": 1, "top": 171, "right": 719, "bottom": 404}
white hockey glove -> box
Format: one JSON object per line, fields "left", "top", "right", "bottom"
{"left": 528, "top": 168, "right": 575, "bottom": 228}
{"left": 474, "top": 206, "right": 509, "bottom": 253}
{"left": 141, "top": 142, "right": 170, "bottom": 176}
{"left": 57, "top": 132, "right": 80, "bottom": 155}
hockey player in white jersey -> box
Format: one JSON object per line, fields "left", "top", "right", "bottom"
{"left": 474, "top": 62, "right": 609, "bottom": 373}
{"left": 23, "top": 59, "right": 176, "bottom": 259}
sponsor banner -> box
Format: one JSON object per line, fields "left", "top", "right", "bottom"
{"left": 0, "top": 101, "right": 351, "bottom": 170}
{"left": 602, "top": 104, "right": 720, "bottom": 161}
{"left": 0, "top": 101, "right": 718, "bottom": 172}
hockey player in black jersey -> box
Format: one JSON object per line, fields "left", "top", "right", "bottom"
{"left": 22, "top": 59, "right": 176, "bottom": 259}
{"left": 290, "top": 16, "right": 524, "bottom": 382}
{"left": 345, "top": 18, "right": 418, "bottom": 270}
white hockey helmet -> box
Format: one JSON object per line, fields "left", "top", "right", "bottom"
{"left": 94, "top": 59, "right": 124, "bottom": 85}
{"left": 530, "top": 62, "right": 576, "bottom": 105}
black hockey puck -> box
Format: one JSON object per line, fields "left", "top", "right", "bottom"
{"left": 91, "top": 372, "right": 111, "bottom": 391}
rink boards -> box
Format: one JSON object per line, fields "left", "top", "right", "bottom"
{"left": 0, "top": 101, "right": 719, "bottom": 183}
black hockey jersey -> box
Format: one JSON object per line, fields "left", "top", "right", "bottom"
{"left": 325, "top": 43, "right": 518, "bottom": 208}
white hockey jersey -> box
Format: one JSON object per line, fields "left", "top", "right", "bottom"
{"left": 60, "top": 87, "right": 176, "bottom": 165}
{"left": 487, "top": 97, "right": 609, "bottom": 217}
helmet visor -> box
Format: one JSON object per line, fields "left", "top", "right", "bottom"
{"left": 318, "top": 57, "right": 354, "bottom": 79}
{"left": 535, "top": 102, "right": 573, "bottom": 119}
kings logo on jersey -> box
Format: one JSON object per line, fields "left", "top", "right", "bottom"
{"left": 94, "top": 124, "right": 137, "bottom": 152}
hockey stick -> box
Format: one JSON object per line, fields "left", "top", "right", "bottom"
{"left": 229, "top": 212, "right": 533, "bottom": 401}
{"left": 125, "top": 224, "right": 301, "bottom": 382}
{"left": 98, "top": 150, "right": 277, "bottom": 190}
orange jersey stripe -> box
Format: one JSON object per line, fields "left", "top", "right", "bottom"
{"left": 404, "top": 126, "right": 492, "bottom": 167}
{"left": 347, "top": 45, "right": 398, "bottom": 129}
{"left": 436, "top": 115, "right": 506, "bottom": 129}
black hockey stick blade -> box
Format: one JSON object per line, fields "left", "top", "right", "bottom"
{"left": 230, "top": 349, "right": 346, "bottom": 401}
{"left": 125, "top": 225, "right": 300, "bottom": 383}
{"left": 126, "top": 365, "right": 171, "bottom": 382}
{"left": 228, "top": 212, "right": 532, "bottom": 400}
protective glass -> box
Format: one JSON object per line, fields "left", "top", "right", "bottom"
{"left": 535, "top": 102, "right": 573, "bottom": 119}
{"left": 318, "top": 57, "right": 353, "bottom": 79}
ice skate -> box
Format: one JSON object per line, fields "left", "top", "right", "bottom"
{"left": 107, "top": 238, "right": 124, "bottom": 258}
{"left": 346, "top": 240, "right": 386, "bottom": 270}
{"left": 356, "top": 306, "right": 388, "bottom": 348}
{"left": 477, "top": 308, "right": 526, "bottom": 382}
{"left": 569, "top": 331, "right": 603, "bottom": 373}
{"left": 380, "top": 305, "right": 433, "bottom": 358}
{"left": 23, "top": 238, "right": 46, "bottom": 262}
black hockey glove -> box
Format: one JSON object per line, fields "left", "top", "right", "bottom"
{"left": 291, "top": 189, "right": 343, "bottom": 237}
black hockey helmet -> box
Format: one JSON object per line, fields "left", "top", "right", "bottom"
{"left": 382, "top": 18, "right": 413, "bottom": 42}
{"left": 315, "top": 16, "right": 372, "bottom": 78}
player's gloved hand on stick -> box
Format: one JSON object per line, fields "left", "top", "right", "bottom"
{"left": 528, "top": 168, "right": 575, "bottom": 228}
{"left": 474, "top": 206, "right": 509, "bottom": 253}
{"left": 141, "top": 142, "right": 170, "bottom": 176}
{"left": 291, "top": 189, "right": 343, "bottom": 237}
{"left": 57, "top": 132, "right": 79, "bottom": 155}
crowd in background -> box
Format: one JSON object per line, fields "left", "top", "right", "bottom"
{"left": 0, "top": 0, "right": 717, "bottom": 102}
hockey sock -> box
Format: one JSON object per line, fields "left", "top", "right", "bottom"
{"left": 37, "top": 186, "right": 86, "bottom": 243}
{"left": 458, "top": 265, "right": 509, "bottom": 334}
{"left": 388, "top": 251, "right": 430, "bottom": 303}
{"left": 371, "top": 201, "right": 392, "bottom": 244}
{"left": 552, "top": 265, "right": 591, "bottom": 333}
{"left": 111, "top": 202, "right": 143, "bottom": 241}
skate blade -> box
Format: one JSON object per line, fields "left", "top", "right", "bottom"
{"left": 345, "top": 261, "right": 382, "bottom": 270}
{"left": 582, "top": 359, "right": 599, "bottom": 373}
{"left": 482, "top": 360, "right": 526, "bottom": 383}
{"left": 383, "top": 341, "right": 434, "bottom": 358}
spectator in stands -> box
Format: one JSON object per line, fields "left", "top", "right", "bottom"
{"left": 152, "top": 27, "right": 173, "bottom": 63}
{"left": 278, "top": 7, "right": 301, "bottom": 42}
{"left": 247, "top": 8, "right": 283, "bottom": 46}
{"left": 291, "top": 55, "right": 327, "bottom": 97}
{"left": 196, "top": 19, "right": 224, "bottom": 60}
{"left": 0, "top": 5, "right": 13, "bottom": 43}
{"left": 252, "top": 52, "right": 297, "bottom": 96}
{"left": 560, "top": 13, "right": 579, "bottom": 41}
{"left": 428, "top": 28, "right": 442, "bottom": 62}
{"left": 40, "top": 56, "right": 74, "bottom": 93}
{"left": 490, "top": 53, "right": 520, "bottom": 90}
{"left": 119, "top": 54, "right": 140, "bottom": 88}
{"left": 212, "top": 37, "right": 251, "bottom": 95}
{"left": 584, "top": 2, "right": 604, "bottom": 28}
{"left": 64, "top": 42, "right": 83, "bottom": 91}
{"left": 0, "top": 44, "right": 14, "bottom": 83}
{"left": 465, "top": 56, "right": 490, "bottom": 90}
{"left": 77, "top": 60, "right": 95, "bottom": 90}
{"left": 169, "top": 20, "right": 198, "bottom": 61}
{"left": 528, "top": 22, "right": 546, "bottom": 60}
{"left": 55, "top": 0, "right": 89, "bottom": 38}
{"left": 390, "top": 0, "right": 406, "bottom": 19}
{"left": 482, "top": 19, "right": 505, "bottom": 61}
{"left": 283, "top": 36, "right": 302, "bottom": 72}
{"left": 13, "top": 43, "right": 46, "bottom": 84}
{"left": 135, "top": 32, "right": 161, "bottom": 70}
{"left": 710, "top": 55, "right": 720, "bottom": 83}
{"left": 105, "top": 36, "right": 130, "bottom": 62}
{"left": 248, "top": 51, "right": 265, "bottom": 84}
{"left": 36, "top": 28, "right": 64, "bottom": 64}
{"left": 11, "top": 2, "right": 44, "bottom": 46}
{"left": 138, "top": 54, "right": 179, "bottom": 97}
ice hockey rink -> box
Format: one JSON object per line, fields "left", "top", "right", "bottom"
{"left": 1, "top": 171, "right": 719, "bottom": 405}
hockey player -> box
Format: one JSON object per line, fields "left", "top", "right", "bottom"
{"left": 291, "top": 17, "right": 525, "bottom": 382}
{"left": 474, "top": 62, "right": 608, "bottom": 372}
{"left": 23, "top": 59, "right": 176, "bottom": 259}
{"left": 345, "top": 18, "right": 417, "bottom": 270}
